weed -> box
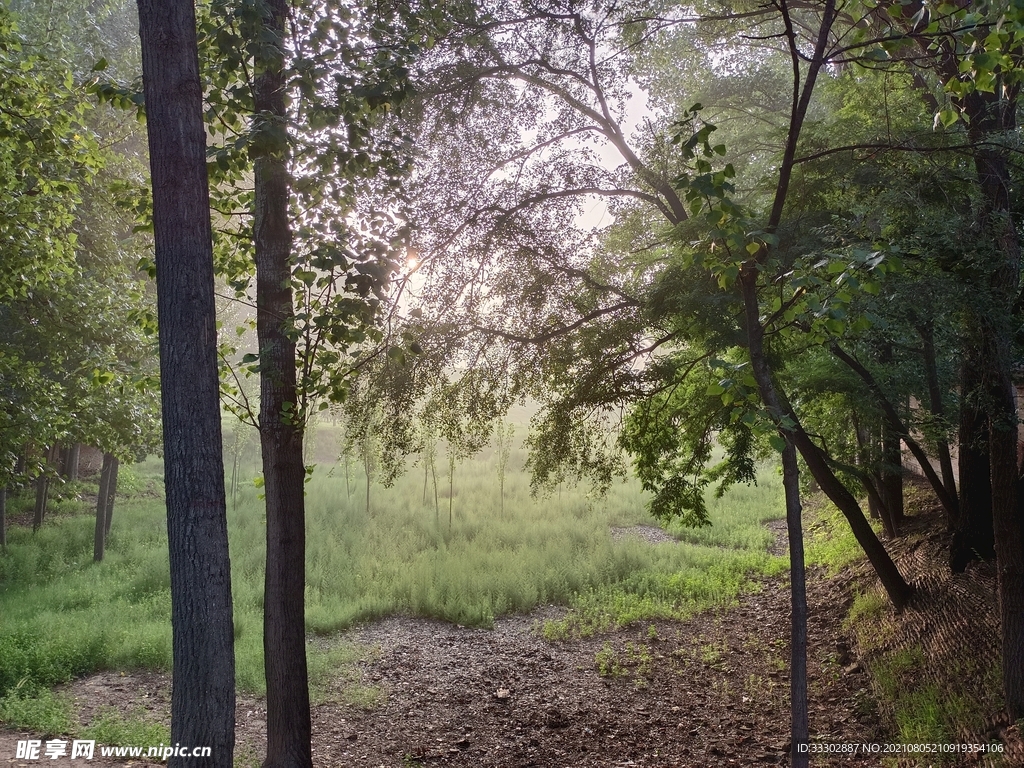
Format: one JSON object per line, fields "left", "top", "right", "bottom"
{"left": 624, "top": 641, "right": 653, "bottom": 684}
{"left": 307, "top": 639, "right": 386, "bottom": 710}
{"left": 699, "top": 641, "right": 727, "bottom": 668}
{"left": 805, "top": 503, "right": 875, "bottom": 574}
{"left": 81, "top": 706, "right": 170, "bottom": 746}
{"left": 595, "top": 642, "right": 625, "bottom": 678}
{"left": 0, "top": 688, "right": 75, "bottom": 735}
{"left": 234, "top": 744, "right": 262, "bottom": 768}
{"left": 845, "top": 590, "right": 887, "bottom": 626}
{"left": 743, "top": 673, "right": 784, "bottom": 707}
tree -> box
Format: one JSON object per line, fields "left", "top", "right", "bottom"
{"left": 382, "top": 3, "right": 937, "bottom": 761}
{"left": 197, "top": 0, "right": 436, "bottom": 761}
{"left": 495, "top": 420, "right": 515, "bottom": 517}
{"left": 135, "top": 1, "right": 235, "bottom": 764}
{"left": 912, "top": 2, "right": 1024, "bottom": 719}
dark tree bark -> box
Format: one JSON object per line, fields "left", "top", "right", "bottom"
{"left": 951, "top": 355, "right": 995, "bottom": 571}
{"left": 782, "top": 442, "right": 809, "bottom": 766}
{"left": 136, "top": 1, "right": 235, "bottom": 764}
{"left": 68, "top": 443, "right": 80, "bottom": 482}
{"left": 917, "top": 322, "right": 958, "bottom": 504}
{"left": 252, "top": 1, "right": 313, "bottom": 764}
{"left": 964, "top": 85, "right": 1024, "bottom": 721}
{"left": 742, "top": 271, "right": 912, "bottom": 610}
{"left": 94, "top": 452, "right": 113, "bottom": 563}
{"left": 852, "top": 413, "right": 896, "bottom": 536}
{"left": 104, "top": 455, "right": 119, "bottom": 537}
{"left": 881, "top": 423, "right": 904, "bottom": 528}
{"left": 32, "top": 444, "right": 57, "bottom": 532}
{"left": 32, "top": 474, "right": 48, "bottom": 532}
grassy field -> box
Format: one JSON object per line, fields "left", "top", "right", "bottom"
{"left": 0, "top": 421, "right": 786, "bottom": 704}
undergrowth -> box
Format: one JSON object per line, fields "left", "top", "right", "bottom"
{"left": 0, "top": 425, "right": 786, "bottom": 708}
{"left": 807, "top": 496, "right": 1002, "bottom": 766}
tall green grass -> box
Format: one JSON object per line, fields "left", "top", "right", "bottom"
{"left": 0, "top": 425, "right": 785, "bottom": 699}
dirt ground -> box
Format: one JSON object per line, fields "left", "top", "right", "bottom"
{"left": 1, "top": 520, "right": 898, "bottom": 768}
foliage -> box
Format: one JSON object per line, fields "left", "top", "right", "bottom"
{"left": 0, "top": 2, "right": 159, "bottom": 486}
{"left": 197, "top": 0, "right": 446, "bottom": 428}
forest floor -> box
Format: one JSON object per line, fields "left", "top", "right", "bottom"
{"left": 2, "top": 520, "right": 891, "bottom": 768}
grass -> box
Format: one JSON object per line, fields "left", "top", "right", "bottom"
{"left": 0, "top": 688, "right": 75, "bottom": 735}
{"left": 809, "top": 494, "right": 1003, "bottom": 765}
{"left": 0, "top": 422, "right": 786, "bottom": 712}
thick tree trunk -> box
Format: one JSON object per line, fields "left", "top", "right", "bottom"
{"left": 742, "top": 271, "right": 912, "bottom": 610}
{"left": 67, "top": 443, "right": 81, "bottom": 482}
{"left": 964, "top": 85, "right": 1024, "bottom": 721}
{"left": 136, "top": 1, "right": 236, "bottom": 763}
{"left": 32, "top": 474, "right": 48, "bottom": 532}
{"left": 253, "top": 0, "right": 312, "bottom": 763}
{"left": 94, "top": 452, "right": 113, "bottom": 563}
{"left": 988, "top": 361, "right": 1024, "bottom": 721}
{"left": 881, "top": 424, "right": 904, "bottom": 529}
{"left": 864, "top": 475, "right": 896, "bottom": 539}
{"left": 951, "top": 356, "right": 995, "bottom": 571}
{"left": 782, "top": 442, "right": 809, "bottom": 766}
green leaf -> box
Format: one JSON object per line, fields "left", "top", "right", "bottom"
{"left": 768, "top": 434, "right": 787, "bottom": 453}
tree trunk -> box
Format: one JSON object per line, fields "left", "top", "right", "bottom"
{"left": 32, "top": 474, "right": 48, "bottom": 532}
{"left": 951, "top": 355, "right": 994, "bottom": 571}
{"left": 364, "top": 451, "right": 372, "bottom": 516}
{"left": 0, "top": 486, "right": 6, "bottom": 551}
{"left": 60, "top": 444, "right": 70, "bottom": 478}
{"left": 104, "top": 455, "right": 119, "bottom": 537}
{"left": 963, "top": 84, "right": 1024, "bottom": 721}
{"left": 431, "top": 457, "right": 439, "bottom": 523}
{"left": 852, "top": 412, "right": 896, "bottom": 535}
{"left": 830, "top": 343, "right": 958, "bottom": 520}
{"left": 252, "top": 0, "right": 313, "bottom": 762}
{"left": 741, "top": 270, "right": 912, "bottom": 610}
{"left": 988, "top": 360, "right": 1024, "bottom": 721}
{"left": 32, "top": 444, "right": 56, "bottom": 533}
{"left": 68, "top": 443, "right": 81, "bottom": 482}
{"left": 94, "top": 453, "right": 113, "bottom": 563}
{"left": 781, "top": 442, "right": 809, "bottom": 766}
{"left": 881, "top": 422, "right": 904, "bottom": 529}
{"left": 136, "top": 1, "right": 235, "bottom": 763}
{"left": 918, "top": 322, "right": 958, "bottom": 505}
